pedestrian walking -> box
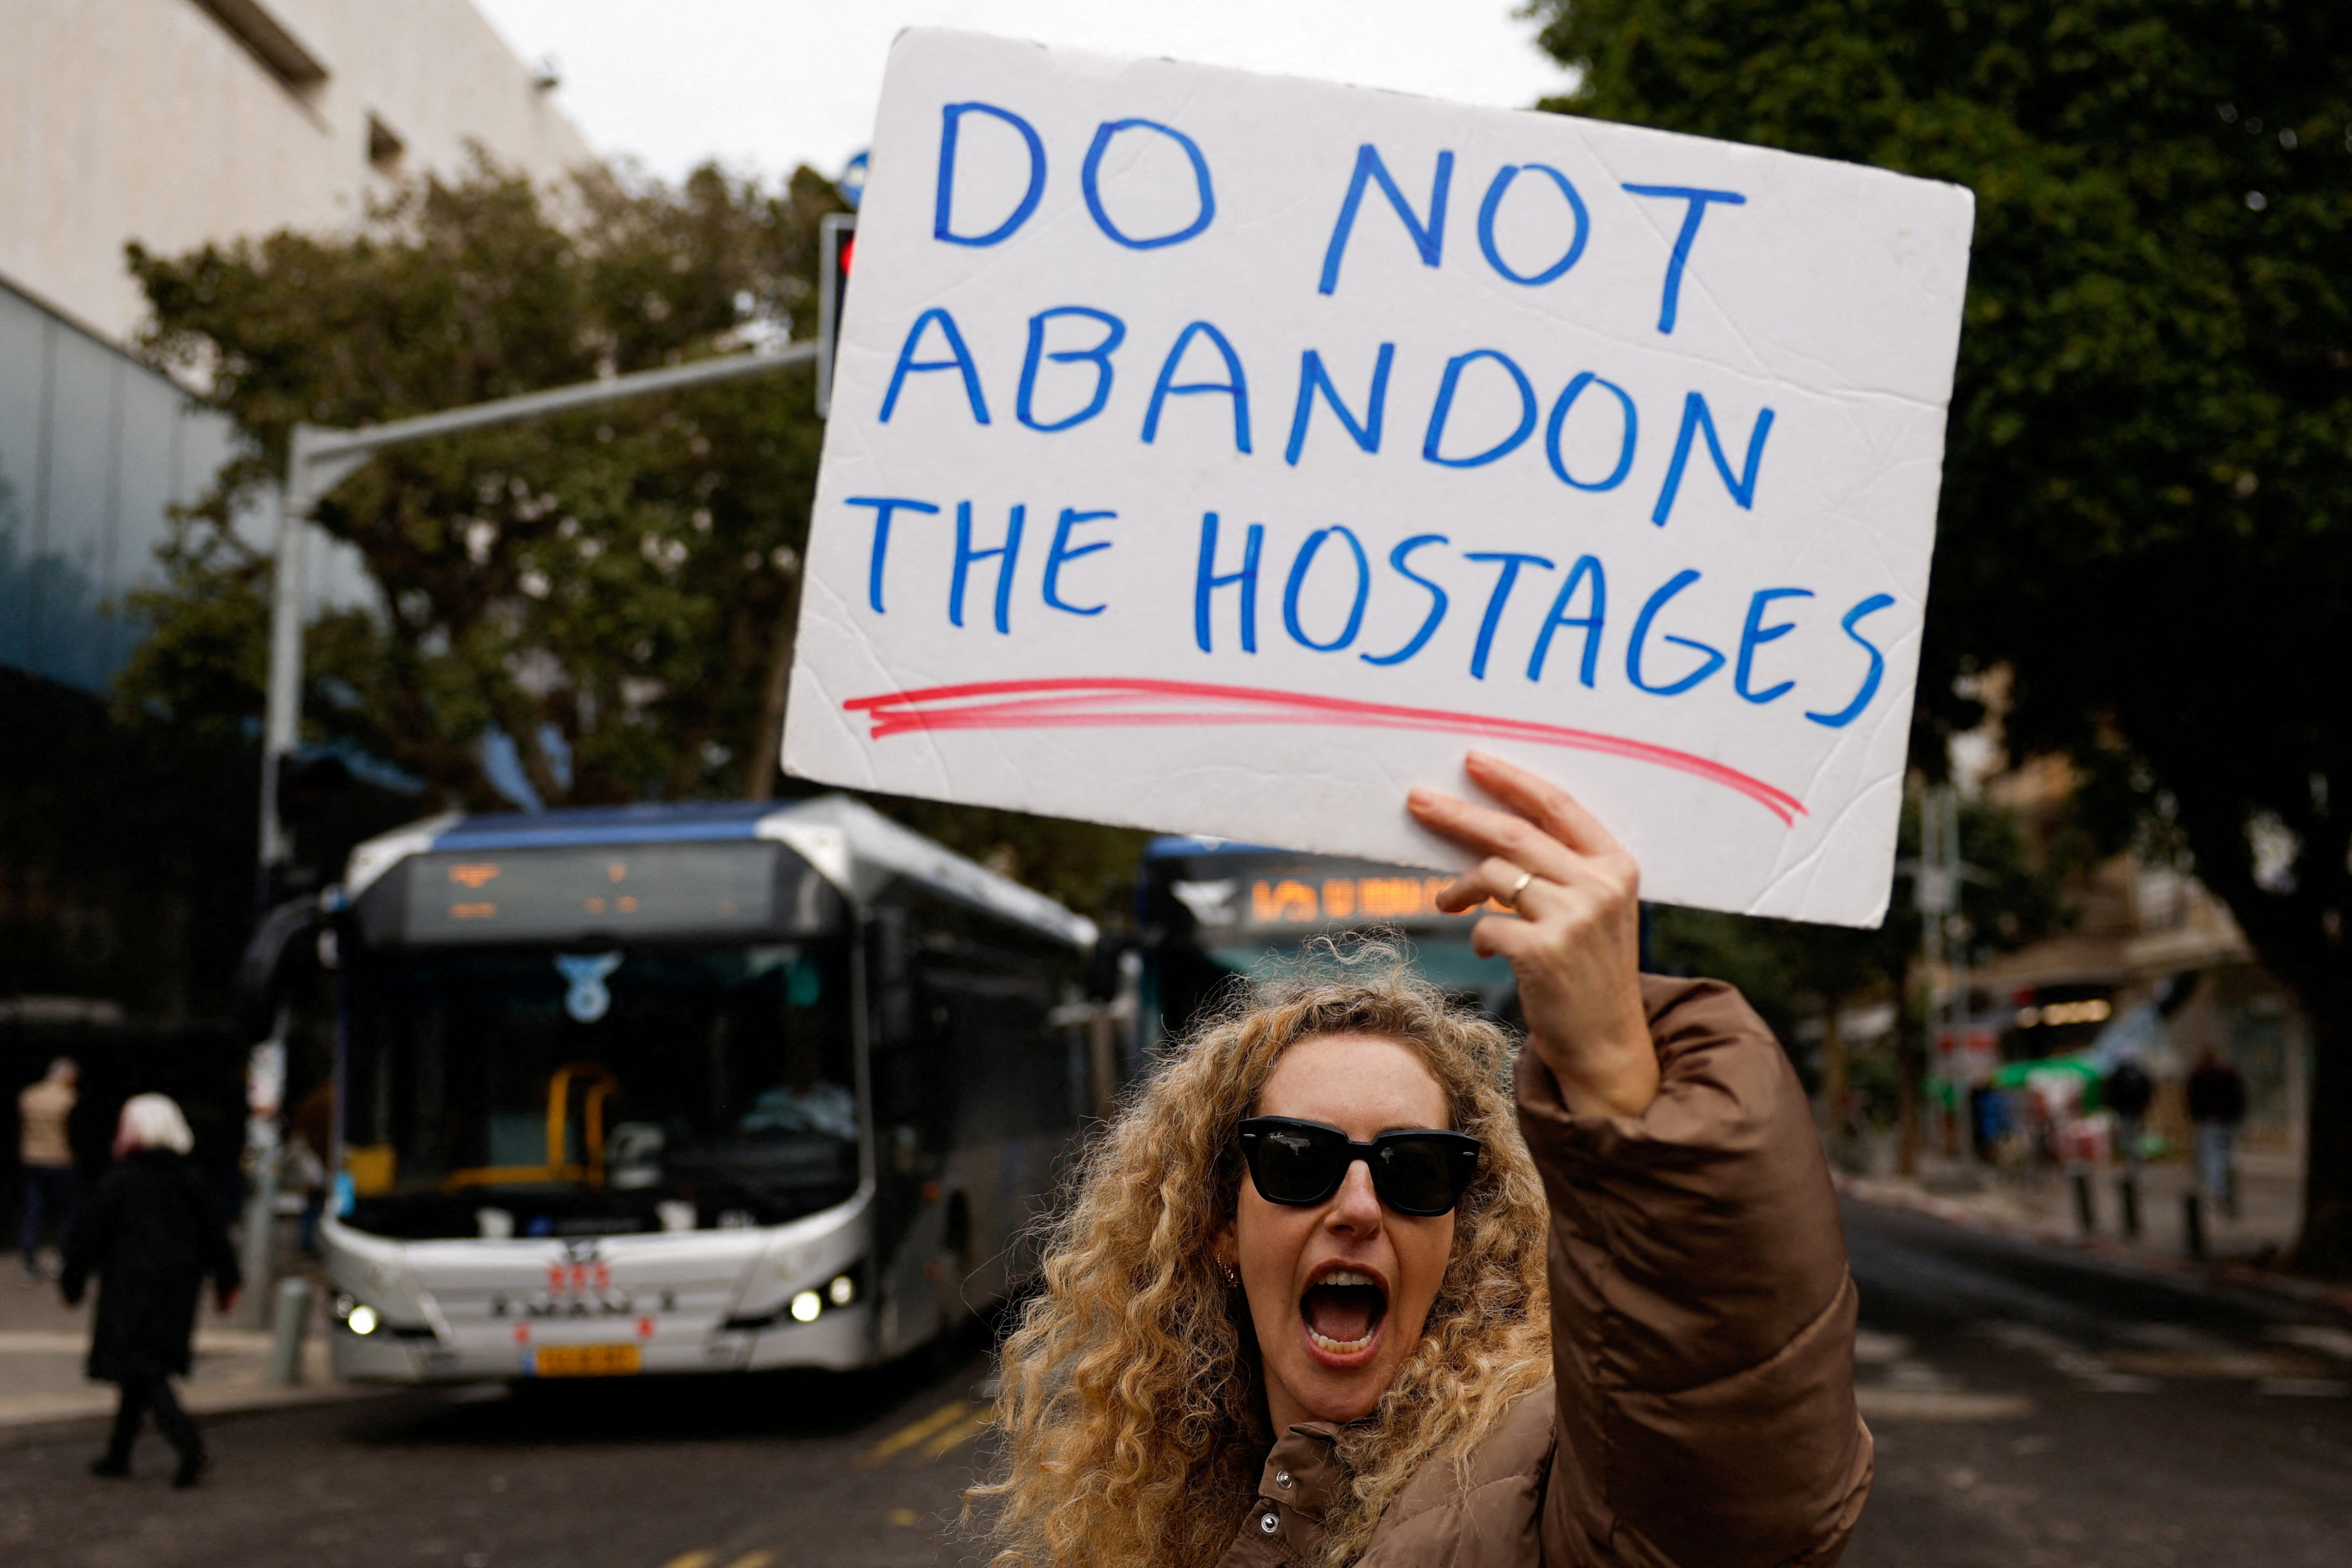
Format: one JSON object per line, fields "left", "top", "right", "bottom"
{"left": 2104, "top": 1057, "right": 2153, "bottom": 1169}
{"left": 59, "top": 1094, "right": 241, "bottom": 1487}
{"left": 2185, "top": 1049, "right": 2248, "bottom": 1218}
{"left": 18, "top": 1058, "right": 80, "bottom": 1283}
{"left": 978, "top": 754, "right": 1867, "bottom": 1568}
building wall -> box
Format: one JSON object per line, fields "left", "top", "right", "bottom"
{"left": 1, "top": 274, "right": 380, "bottom": 696}
{"left": 0, "top": 0, "right": 587, "bottom": 1032}
{"left": 0, "top": 276, "right": 242, "bottom": 692}
{"left": 0, "top": 0, "right": 594, "bottom": 347}
{"left": 1, "top": 0, "right": 593, "bottom": 693}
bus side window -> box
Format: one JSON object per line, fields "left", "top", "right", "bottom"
{"left": 937, "top": 968, "right": 1070, "bottom": 1142}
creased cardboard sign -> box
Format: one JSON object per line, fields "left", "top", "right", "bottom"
{"left": 785, "top": 28, "right": 1974, "bottom": 926}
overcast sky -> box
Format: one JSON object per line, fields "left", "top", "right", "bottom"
{"left": 473, "top": 1, "right": 1574, "bottom": 186}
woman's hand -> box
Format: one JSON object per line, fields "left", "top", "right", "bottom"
{"left": 1409, "top": 751, "right": 1659, "bottom": 1118}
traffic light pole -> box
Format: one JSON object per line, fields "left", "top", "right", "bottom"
{"left": 255, "top": 341, "right": 817, "bottom": 905}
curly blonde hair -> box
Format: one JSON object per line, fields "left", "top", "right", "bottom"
{"left": 977, "top": 942, "right": 1552, "bottom": 1568}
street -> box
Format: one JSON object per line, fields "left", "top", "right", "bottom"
{"left": 2, "top": 1197, "right": 2345, "bottom": 1568}
{"left": 0, "top": 1336, "right": 1003, "bottom": 1568}
{"left": 1840, "top": 1200, "right": 2352, "bottom": 1567}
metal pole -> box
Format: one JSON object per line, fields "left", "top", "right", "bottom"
{"left": 237, "top": 1010, "right": 288, "bottom": 1328}
{"left": 268, "top": 1276, "right": 315, "bottom": 1386}
{"left": 1944, "top": 786, "right": 1968, "bottom": 1032}
{"left": 257, "top": 455, "right": 308, "bottom": 907}
{"left": 303, "top": 343, "right": 815, "bottom": 467}
{"left": 1915, "top": 784, "right": 1948, "bottom": 1160}
{"left": 251, "top": 344, "right": 816, "bottom": 898}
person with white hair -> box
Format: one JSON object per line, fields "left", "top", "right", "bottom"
{"left": 60, "top": 1093, "right": 241, "bottom": 1487}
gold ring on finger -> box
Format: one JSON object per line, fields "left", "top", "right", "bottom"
{"left": 1504, "top": 869, "right": 1536, "bottom": 910}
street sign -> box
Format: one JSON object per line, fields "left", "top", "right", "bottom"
{"left": 784, "top": 29, "right": 1975, "bottom": 925}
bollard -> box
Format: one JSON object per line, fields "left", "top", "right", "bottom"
{"left": 2118, "top": 1175, "right": 2140, "bottom": 1241}
{"left": 2182, "top": 1190, "right": 2206, "bottom": 1261}
{"left": 2071, "top": 1170, "right": 2097, "bottom": 1235}
{"left": 268, "top": 1276, "right": 314, "bottom": 1386}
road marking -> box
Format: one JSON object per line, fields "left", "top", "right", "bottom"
{"left": 2081, "top": 1372, "right": 2161, "bottom": 1393}
{"left": 1883, "top": 1358, "right": 1967, "bottom": 1392}
{"left": 657, "top": 1554, "right": 714, "bottom": 1568}
{"left": 859, "top": 1399, "right": 972, "bottom": 1466}
{"left": 2105, "top": 1349, "right": 2321, "bottom": 1379}
{"left": 922, "top": 1406, "right": 996, "bottom": 1457}
{"left": 1857, "top": 1387, "right": 2035, "bottom": 1421}
{"left": 1975, "top": 1321, "right": 2158, "bottom": 1392}
{"left": 2271, "top": 1325, "right": 2352, "bottom": 1362}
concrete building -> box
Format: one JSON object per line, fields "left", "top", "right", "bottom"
{"left": 2, "top": 0, "right": 594, "bottom": 697}
{"left": 1, "top": 1, "right": 596, "bottom": 1067}
{"left": 3, "top": 0, "right": 592, "bottom": 345}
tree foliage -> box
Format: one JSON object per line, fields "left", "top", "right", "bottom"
{"left": 122, "top": 158, "right": 837, "bottom": 806}
{"left": 115, "top": 158, "right": 1147, "bottom": 920}
{"left": 1527, "top": 0, "right": 2352, "bottom": 1267}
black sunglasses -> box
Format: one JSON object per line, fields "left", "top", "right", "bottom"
{"left": 1236, "top": 1117, "right": 1482, "bottom": 1217}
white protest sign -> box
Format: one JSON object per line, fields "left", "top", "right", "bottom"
{"left": 785, "top": 29, "right": 1974, "bottom": 926}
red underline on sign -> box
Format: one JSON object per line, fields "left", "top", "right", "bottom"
{"left": 841, "top": 677, "right": 1807, "bottom": 826}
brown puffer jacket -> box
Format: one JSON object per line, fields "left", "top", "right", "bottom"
{"left": 1214, "top": 976, "right": 1872, "bottom": 1568}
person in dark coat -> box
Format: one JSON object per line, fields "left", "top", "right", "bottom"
{"left": 2104, "top": 1057, "right": 2154, "bottom": 1168}
{"left": 2185, "top": 1049, "right": 2249, "bottom": 1218}
{"left": 59, "top": 1093, "right": 241, "bottom": 1486}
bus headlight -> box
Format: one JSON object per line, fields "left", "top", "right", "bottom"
{"left": 333, "top": 1293, "right": 381, "bottom": 1336}
{"left": 726, "top": 1261, "right": 864, "bottom": 1331}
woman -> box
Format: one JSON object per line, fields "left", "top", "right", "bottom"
{"left": 983, "top": 753, "right": 1870, "bottom": 1567}
{"left": 60, "top": 1093, "right": 241, "bottom": 1487}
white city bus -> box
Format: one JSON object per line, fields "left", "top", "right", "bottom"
{"left": 292, "top": 795, "right": 1095, "bottom": 1383}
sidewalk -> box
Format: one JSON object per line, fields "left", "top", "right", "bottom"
{"left": 1836, "top": 1147, "right": 2352, "bottom": 1316}
{"left": 0, "top": 1253, "right": 386, "bottom": 1433}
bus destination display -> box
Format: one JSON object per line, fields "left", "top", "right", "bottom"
{"left": 403, "top": 845, "right": 778, "bottom": 943}
{"left": 1165, "top": 857, "right": 1499, "bottom": 936}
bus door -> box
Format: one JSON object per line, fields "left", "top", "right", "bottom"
{"left": 863, "top": 906, "right": 956, "bottom": 1307}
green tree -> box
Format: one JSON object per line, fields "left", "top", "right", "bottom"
{"left": 116, "top": 157, "right": 1146, "bottom": 922}
{"left": 122, "top": 157, "right": 837, "bottom": 808}
{"left": 1526, "top": 1, "right": 2352, "bottom": 1269}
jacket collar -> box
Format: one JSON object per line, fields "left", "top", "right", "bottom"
{"left": 1259, "top": 1421, "right": 1349, "bottom": 1522}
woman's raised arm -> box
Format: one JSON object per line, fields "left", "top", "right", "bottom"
{"left": 1413, "top": 753, "right": 1872, "bottom": 1567}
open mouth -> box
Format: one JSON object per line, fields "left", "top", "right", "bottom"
{"left": 1299, "top": 1265, "right": 1388, "bottom": 1358}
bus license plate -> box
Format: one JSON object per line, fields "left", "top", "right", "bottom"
{"left": 533, "top": 1344, "right": 641, "bottom": 1377}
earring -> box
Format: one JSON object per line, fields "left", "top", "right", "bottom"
{"left": 1221, "top": 1261, "right": 1239, "bottom": 1288}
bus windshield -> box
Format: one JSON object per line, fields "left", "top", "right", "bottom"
{"left": 1137, "top": 844, "right": 1519, "bottom": 1050}
{"left": 340, "top": 939, "right": 858, "bottom": 1240}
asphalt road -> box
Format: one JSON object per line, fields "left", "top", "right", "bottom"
{"left": 4, "top": 1200, "right": 2348, "bottom": 1568}
{"left": 1839, "top": 1199, "right": 2352, "bottom": 1568}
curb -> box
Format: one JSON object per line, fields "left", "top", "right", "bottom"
{"left": 1833, "top": 1173, "right": 2352, "bottom": 1320}
{"left": 0, "top": 1378, "right": 394, "bottom": 1437}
